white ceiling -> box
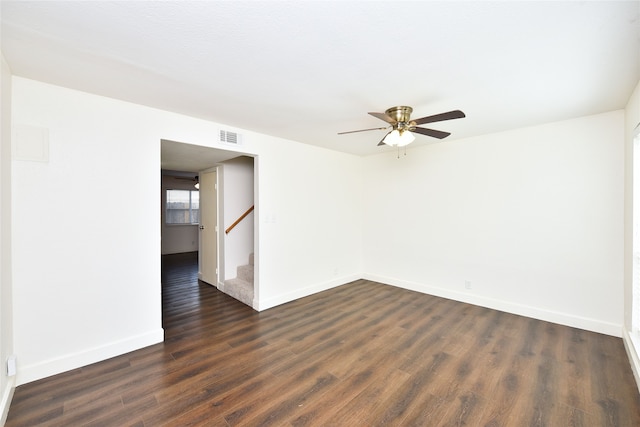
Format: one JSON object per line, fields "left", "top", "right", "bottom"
{"left": 161, "top": 139, "right": 249, "bottom": 172}
{"left": 2, "top": 1, "right": 639, "bottom": 157}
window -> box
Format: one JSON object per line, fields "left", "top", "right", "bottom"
{"left": 166, "top": 189, "right": 199, "bottom": 224}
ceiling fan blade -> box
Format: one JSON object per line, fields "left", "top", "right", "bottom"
{"left": 377, "top": 131, "right": 392, "bottom": 146}
{"left": 338, "top": 126, "right": 388, "bottom": 135}
{"left": 411, "top": 127, "right": 451, "bottom": 139}
{"left": 368, "top": 112, "right": 396, "bottom": 124}
{"left": 412, "top": 110, "right": 465, "bottom": 125}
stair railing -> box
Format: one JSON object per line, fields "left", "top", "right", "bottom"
{"left": 225, "top": 205, "right": 254, "bottom": 234}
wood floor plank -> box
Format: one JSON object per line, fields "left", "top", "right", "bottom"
{"left": 5, "top": 251, "right": 640, "bottom": 426}
{"left": 588, "top": 331, "right": 640, "bottom": 425}
{"left": 288, "top": 370, "right": 376, "bottom": 427}
{"left": 557, "top": 327, "right": 592, "bottom": 415}
{"left": 222, "top": 367, "right": 338, "bottom": 426}
{"left": 323, "top": 366, "right": 412, "bottom": 425}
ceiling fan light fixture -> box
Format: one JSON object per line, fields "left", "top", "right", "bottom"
{"left": 383, "top": 129, "right": 415, "bottom": 147}
{"left": 397, "top": 130, "right": 415, "bottom": 147}
{"left": 382, "top": 129, "right": 400, "bottom": 146}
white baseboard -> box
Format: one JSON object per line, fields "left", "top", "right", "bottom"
{"left": 623, "top": 329, "right": 640, "bottom": 394}
{"left": 364, "top": 274, "right": 622, "bottom": 337}
{"left": 16, "top": 328, "right": 164, "bottom": 386}
{"left": 256, "top": 274, "right": 361, "bottom": 311}
{"left": 0, "top": 377, "right": 15, "bottom": 426}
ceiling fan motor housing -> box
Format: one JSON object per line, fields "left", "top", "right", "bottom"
{"left": 386, "top": 106, "right": 413, "bottom": 130}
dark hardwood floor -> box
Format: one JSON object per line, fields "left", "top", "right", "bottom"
{"left": 6, "top": 252, "right": 640, "bottom": 426}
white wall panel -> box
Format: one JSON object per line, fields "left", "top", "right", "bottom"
{"left": 10, "top": 77, "right": 364, "bottom": 383}
{"left": 363, "top": 112, "right": 624, "bottom": 336}
{"left": 0, "top": 53, "right": 15, "bottom": 425}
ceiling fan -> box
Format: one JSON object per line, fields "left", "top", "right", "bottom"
{"left": 167, "top": 174, "right": 199, "bottom": 189}
{"left": 338, "top": 106, "right": 465, "bottom": 147}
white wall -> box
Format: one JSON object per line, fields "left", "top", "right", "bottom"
{"left": 0, "top": 53, "right": 15, "bottom": 425}
{"left": 363, "top": 111, "right": 624, "bottom": 336}
{"left": 623, "top": 79, "right": 640, "bottom": 390}
{"left": 161, "top": 175, "right": 199, "bottom": 255}
{"left": 255, "top": 140, "right": 364, "bottom": 310}
{"left": 11, "top": 79, "right": 165, "bottom": 384}
{"left": 625, "top": 80, "right": 640, "bottom": 331}
{"left": 10, "top": 77, "right": 364, "bottom": 384}
{"left": 221, "top": 156, "right": 254, "bottom": 282}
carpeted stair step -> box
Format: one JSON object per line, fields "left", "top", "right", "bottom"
{"left": 237, "top": 263, "right": 254, "bottom": 283}
{"left": 223, "top": 278, "right": 254, "bottom": 306}
{"left": 221, "top": 253, "right": 255, "bottom": 307}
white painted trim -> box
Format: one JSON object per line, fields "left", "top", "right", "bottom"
{"left": 364, "top": 274, "right": 622, "bottom": 337}
{"left": 0, "top": 376, "right": 15, "bottom": 426}
{"left": 623, "top": 329, "right": 640, "bottom": 394}
{"left": 256, "top": 274, "right": 361, "bottom": 311}
{"left": 16, "top": 329, "right": 164, "bottom": 386}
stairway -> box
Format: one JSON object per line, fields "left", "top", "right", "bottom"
{"left": 222, "top": 253, "right": 254, "bottom": 307}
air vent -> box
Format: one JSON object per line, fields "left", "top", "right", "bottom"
{"left": 219, "top": 130, "right": 241, "bottom": 145}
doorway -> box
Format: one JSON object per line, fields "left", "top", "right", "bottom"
{"left": 160, "top": 139, "right": 257, "bottom": 307}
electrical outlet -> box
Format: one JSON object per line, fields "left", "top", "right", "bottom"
{"left": 7, "top": 355, "right": 16, "bottom": 376}
{"left": 465, "top": 280, "right": 472, "bottom": 290}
